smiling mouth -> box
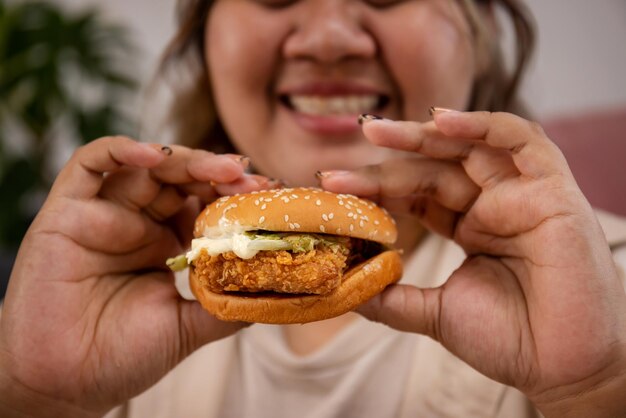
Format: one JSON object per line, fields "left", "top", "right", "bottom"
{"left": 280, "top": 94, "right": 389, "bottom": 117}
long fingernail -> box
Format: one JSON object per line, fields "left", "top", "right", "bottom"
{"left": 358, "top": 114, "right": 384, "bottom": 125}
{"left": 239, "top": 156, "right": 251, "bottom": 168}
{"left": 161, "top": 146, "right": 173, "bottom": 156}
{"left": 316, "top": 170, "right": 350, "bottom": 180}
{"left": 429, "top": 107, "right": 456, "bottom": 117}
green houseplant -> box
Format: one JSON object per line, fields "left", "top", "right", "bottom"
{"left": 0, "top": 0, "right": 138, "bottom": 291}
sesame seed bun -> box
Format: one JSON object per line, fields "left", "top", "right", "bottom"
{"left": 189, "top": 187, "right": 402, "bottom": 324}
{"left": 193, "top": 188, "right": 397, "bottom": 244}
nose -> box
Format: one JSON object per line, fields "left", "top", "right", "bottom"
{"left": 283, "top": 1, "right": 376, "bottom": 63}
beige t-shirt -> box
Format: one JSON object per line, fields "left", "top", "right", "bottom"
{"left": 109, "top": 210, "right": 626, "bottom": 418}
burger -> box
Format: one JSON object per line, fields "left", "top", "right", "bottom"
{"left": 167, "top": 187, "right": 402, "bottom": 324}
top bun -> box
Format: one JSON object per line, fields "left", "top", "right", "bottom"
{"left": 194, "top": 188, "right": 397, "bottom": 245}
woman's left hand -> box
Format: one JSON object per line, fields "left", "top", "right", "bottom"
{"left": 320, "top": 110, "right": 626, "bottom": 417}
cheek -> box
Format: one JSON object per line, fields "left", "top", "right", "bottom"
{"left": 206, "top": 6, "right": 281, "bottom": 114}
{"left": 206, "top": 9, "right": 261, "bottom": 98}
{"left": 377, "top": 6, "right": 476, "bottom": 116}
{"left": 206, "top": 4, "right": 290, "bottom": 159}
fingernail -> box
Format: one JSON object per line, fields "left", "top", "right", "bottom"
{"left": 248, "top": 174, "right": 271, "bottom": 187}
{"left": 239, "top": 156, "right": 251, "bottom": 168}
{"left": 161, "top": 146, "right": 173, "bottom": 156}
{"left": 429, "top": 107, "right": 456, "bottom": 117}
{"left": 358, "top": 114, "right": 384, "bottom": 125}
{"left": 269, "top": 178, "right": 288, "bottom": 188}
{"left": 316, "top": 170, "right": 350, "bottom": 180}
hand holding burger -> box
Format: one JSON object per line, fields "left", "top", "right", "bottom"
{"left": 168, "top": 187, "right": 403, "bottom": 324}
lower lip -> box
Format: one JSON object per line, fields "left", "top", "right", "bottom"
{"left": 285, "top": 106, "right": 362, "bottom": 136}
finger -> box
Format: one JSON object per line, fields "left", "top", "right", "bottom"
{"left": 143, "top": 186, "right": 187, "bottom": 222}
{"left": 461, "top": 144, "right": 520, "bottom": 189}
{"left": 47, "top": 199, "right": 164, "bottom": 253}
{"left": 360, "top": 118, "right": 521, "bottom": 189}
{"left": 102, "top": 148, "right": 250, "bottom": 206}
{"left": 360, "top": 118, "right": 479, "bottom": 161}
{"left": 146, "top": 174, "right": 283, "bottom": 227}
{"left": 356, "top": 284, "right": 442, "bottom": 339}
{"left": 319, "top": 158, "right": 479, "bottom": 213}
{"left": 213, "top": 174, "right": 283, "bottom": 195}
{"left": 143, "top": 174, "right": 283, "bottom": 230}
{"left": 411, "top": 197, "right": 462, "bottom": 239}
{"left": 99, "top": 167, "right": 162, "bottom": 210}
{"left": 51, "top": 136, "right": 166, "bottom": 200}
{"left": 432, "top": 110, "right": 569, "bottom": 179}
{"left": 147, "top": 146, "right": 249, "bottom": 185}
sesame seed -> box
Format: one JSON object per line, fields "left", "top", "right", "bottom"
{"left": 294, "top": 223, "right": 300, "bottom": 229}
{"left": 357, "top": 208, "right": 363, "bottom": 214}
{"left": 259, "top": 216, "right": 265, "bottom": 223}
{"left": 374, "top": 220, "right": 380, "bottom": 226}
{"left": 239, "top": 196, "right": 246, "bottom": 201}
{"left": 350, "top": 224, "right": 354, "bottom": 232}
{"left": 320, "top": 225, "right": 326, "bottom": 233}
{"left": 304, "top": 195, "right": 311, "bottom": 200}
{"left": 348, "top": 212, "right": 354, "bottom": 218}
{"left": 254, "top": 200, "right": 260, "bottom": 206}
{"left": 339, "top": 200, "right": 344, "bottom": 206}
{"left": 360, "top": 220, "right": 365, "bottom": 228}
{"left": 316, "top": 199, "right": 322, "bottom": 206}
{"left": 289, "top": 223, "right": 295, "bottom": 230}
{"left": 328, "top": 213, "right": 334, "bottom": 220}
{"left": 261, "top": 204, "right": 267, "bottom": 210}
{"left": 336, "top": 228, "right": 342, "bottom": 234}
{"left": 322, "top": 214, "right": 329, "bottom": 222}
{"left": 284, "top": 215, "right": 289, "bottom": 222}
{"left": 291, "top": 194, "right": 298, "bottom": 199}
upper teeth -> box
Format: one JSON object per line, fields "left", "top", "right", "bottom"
{"left": 289, "top": 95, "right": 379, "bottom": 116}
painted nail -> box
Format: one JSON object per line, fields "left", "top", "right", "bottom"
{"left": 239, "top": 156, "right": 251, "bottom": 167}
{"left": 161, "top": 146, "right": 173, "bottom": 156}
{"left": 429, "top": 107, "right": 456, "bottom": 117}
{"left": 358, "top": 114, "right": 384, "bottom": 125}
{"left": 316, "top": 170, "right": 350, "bottom": 180}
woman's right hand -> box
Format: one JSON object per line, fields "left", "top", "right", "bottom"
{"left": 0, "top": 136, "right": 275, "bottom": 417}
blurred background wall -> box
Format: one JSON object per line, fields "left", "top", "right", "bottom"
{"left": 1, "top": 0, "right": 625, "bottom": 295}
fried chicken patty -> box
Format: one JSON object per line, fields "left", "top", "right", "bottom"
{"left": 193, "top": 247, "right": 350, "bottom": 295}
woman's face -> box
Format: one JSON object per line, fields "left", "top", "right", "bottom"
{"left": 206, "top": 0, "right": 478, "bottom": 186}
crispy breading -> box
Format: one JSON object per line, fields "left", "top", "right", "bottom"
{"left": 193, "top": 247, "right": 349, "bottom": 295}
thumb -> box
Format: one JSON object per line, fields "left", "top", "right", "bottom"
{"left": 356, "top": 284, "right": 443, "bottom": 340}
{"left": 177, "top": 301, "right": 251, "bottom": 358}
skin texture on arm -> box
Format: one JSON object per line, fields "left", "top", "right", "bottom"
{"left": 0, "top": 137, "right": 277, "bottom": 416}
{"left": 322, "top": 110, "right": 626, "bottom": 418}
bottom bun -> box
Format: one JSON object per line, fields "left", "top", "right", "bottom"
{"left": 189, "top": 250, "right": 403, "bottom": 324}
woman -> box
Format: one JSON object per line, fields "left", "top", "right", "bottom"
{"left": 1, "top": 0, "right": 625, "bottom": 417}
